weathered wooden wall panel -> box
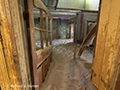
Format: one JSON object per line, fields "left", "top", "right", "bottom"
{"left": 92, "top": 0, "right": 120, "bottom": 90}
{"left": 24, "top": 0, "right": 38, "bottom": 89}
{"left": 18, "top": 0, "right": 32, "bottom": 89}
{"left": 0, "top": 0, "right": 22, "bottom": 89}
{"left": 9, "top": 0, "right": 30, "bottom": 89}
{"left": 0, "top": 0, "right": 32, "bottom": 89}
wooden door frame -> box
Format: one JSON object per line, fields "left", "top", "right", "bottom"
{"left": 24, "top": 0, "right": 52, "bottom": 90}
{"left": 67, "top": 22, "right": 75, "bottom": 40}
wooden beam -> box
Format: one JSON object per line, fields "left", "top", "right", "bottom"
{"left": 78, "top": 24, "right": 97, "bottom": 56}
{"left": 93, "top": 0, "right": 102, "bottom": 57}
{"left": 56, "top": 7, "right": 98, "bottom": 13}
{"left": 74, "top": 45, "right": 77, "bottom": 60}
{"left": 8, "top": 0, "right": 33, "bottom": 89}
{"left": 46, "top": 14, "right": 48, "bottom": 46}
{"left": 18, "top": 0, "right": 32, "bottom": 88}
{"left": 49, "top": 19, "right": 52, "bottom": 44}
{"left": 24, "top": 0, "right": 38, "bottom": 89}
{"left": 35, "top": 27, "right": 51, "bottom": 32}
{"left": 40, "top": 9, "right": 44, "bottom": 49}
{"left": 36, "top": 46, "right": 52, "bottom": 67}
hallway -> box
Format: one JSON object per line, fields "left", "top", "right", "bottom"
{"left": 40, "top": 39, "right": 96, "bottom": 90}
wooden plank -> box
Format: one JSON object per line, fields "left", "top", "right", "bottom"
{"left": 93, "top": 0, "right": 102, "bottom": 58}
{"left": 36, "top": 46, "right": 52, "bottom": 67}
{"left": 92, "top": 0, "right": 120, "bottom": 89}
{"left": 78, "top": 24, "right": 97, "bottom": 56}
{"left": 9, "top": 0, "right": 30, "bottom": 89}
{"left": 46, "top": 14, "right": 48, "bottom": 47}
{"left": 17, "top": 0, "right": 32, "bottom": 89}
{"left": 74, "top": 45, "right": 77, "bottom": 60}
{"left": 0, "top": 0, "right": 21, "bottom": 89}
{"left": 35, "top": 27, "right": 51, "bottom": 32}
{"left": 34, "top": 0, "right": 52, "bottom": 19}
{"left": 40, "top": 9, "right": 44, "bottom": 49}
{"left": 4, "top": 0, "right": 23, "bottom": 87}
{"left": 50, "top": 19, "right": 53, "bottom": 45}
{"left": 36, "top": 45, "right": 52, "bottom": 82}
{"left": 24, "top": 0, "right": 39, "bottom": 90}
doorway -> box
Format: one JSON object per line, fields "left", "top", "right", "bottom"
{"left": 66, "top": 22, "right": 75, "bottom": 40}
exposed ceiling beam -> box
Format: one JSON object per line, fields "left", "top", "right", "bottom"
{"left": 56, "top": 7, "right": 98, "bottom": 13}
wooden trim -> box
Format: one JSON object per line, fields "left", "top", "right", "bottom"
{"left": 35, "top": 27, "right": 51, "bottom": 32}
{"left": 93, "top": 0, "right": 102, "bottom": 58}
{"left": 40, "top": 9, "right": 44, "bottom": 49}
{"left": 36, "top": 45, "right": 52, "bottom": 68}
{"left": 18, "top": 0, "right": 32, "bottom": 88}
{"left": 46, "top": 14, "right": 48, "bottom": 46}
{"left": 50, "top": 19, "right": 52, "bottom": 45}
{"left": 56, "top": 7, "right": 98, "bottom": 13}
{"left": 74, "top": 45, "right": 77, "bottom": 60}
{"left": 24, "top": 0, "right": 38, "bottom": 89}
{"left": 34, "top": 0, "right": 52, "bottom": 19}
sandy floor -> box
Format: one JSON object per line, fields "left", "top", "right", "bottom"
{"left": 40, "top": 39, "right": 96, "bottom": 90}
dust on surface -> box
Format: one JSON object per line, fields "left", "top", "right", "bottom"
{"left": 40, "top": 39, "right": 96, "bottom": 90}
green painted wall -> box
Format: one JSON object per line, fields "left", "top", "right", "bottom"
{"left": 61, "top": 20, "right": 67, "bottom": 38}
{"left": 57, "top": 0, "right": 100, "bottom": 10}
{"left": 52, "top": 19, "right": 59, "bottom": 39}
{"left": 61, "top": 17, "right": 77, "bottom": 39}
{"left": 34, "top": 18, "right": 60, "bottom": 40}
{"left": 34, "top": 19, "right": 41, "bottom": 41}
{"left": 34, "top": 17, "right": 77, "bottom": 39}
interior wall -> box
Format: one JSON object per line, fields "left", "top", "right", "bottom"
{"left": 34, "top": 17, "right": 77, "bottom": 40}
{"left": 34, "top": 18, "right": 61, "bottom": 40}
{"left": 61, "top": 19, "right": 67, "bottom": 38}
{"left": 52, "top": 19, "right": 60, "bottom": 39}
{"left": 75, "top": 12, "right": 97, "bottom": 44}
{"left": 61, "top": 17, "right": 77, "bottom": 39}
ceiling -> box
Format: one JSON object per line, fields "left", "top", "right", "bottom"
{"left": 34, "top": 0, "right": 99, "bottom": 20}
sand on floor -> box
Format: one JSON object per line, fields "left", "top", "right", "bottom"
{"left": 40, "top": 39, "right": 96, "bottom": 90}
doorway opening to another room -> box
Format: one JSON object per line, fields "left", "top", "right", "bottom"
{"left": 67, "top": 22, "right": 75, "bottom": 41}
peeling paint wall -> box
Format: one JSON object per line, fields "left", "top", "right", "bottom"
{"left": 34, "top": 17, "right": 77, "bottom": 40}
{"left": 61, "top": 20, "right": 67, "bottom": 38}
{"left": 92, "top": 0, "right": 120, "bottom": 89}
{"left": 34, "top": 18, "right": 60, "bottom": 40}
{"left": 52, "top": 19, "right": 60, "bottom": 39}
